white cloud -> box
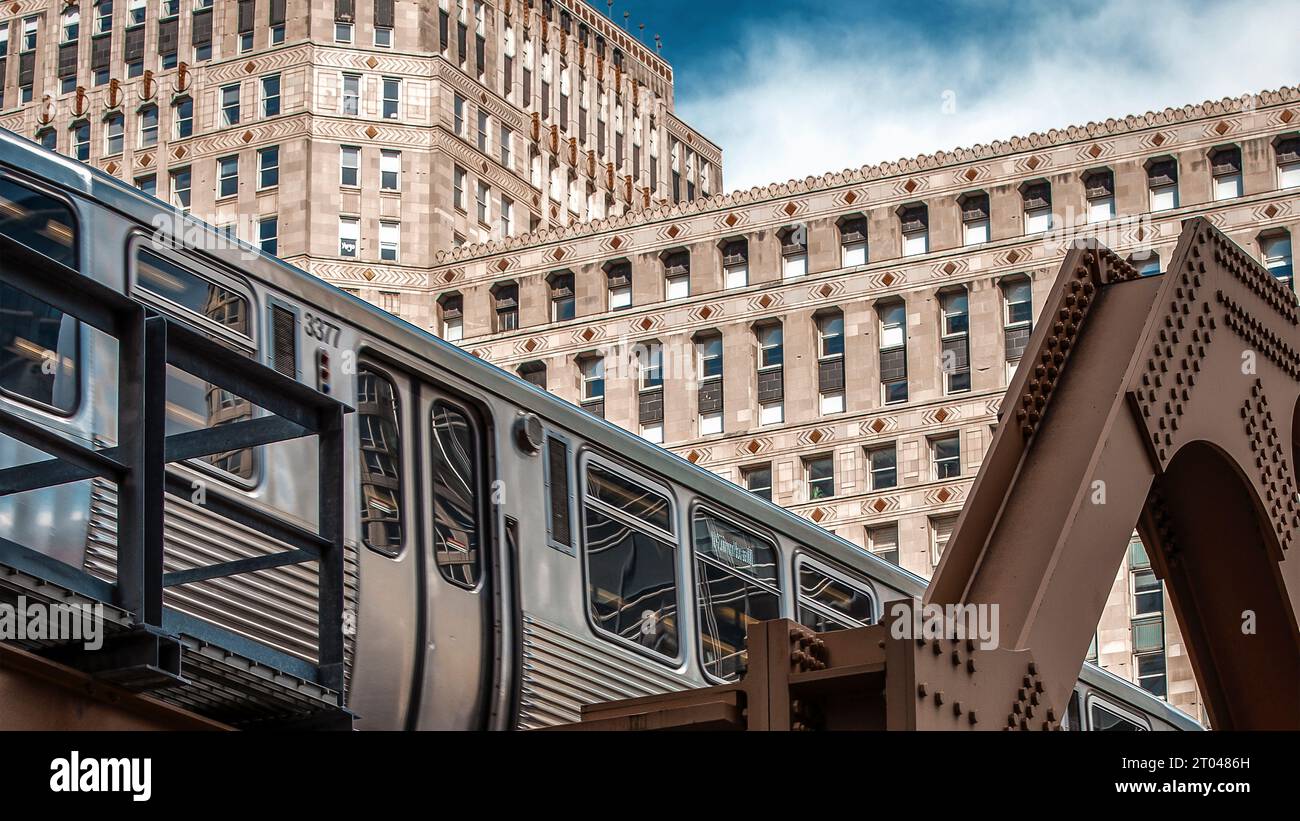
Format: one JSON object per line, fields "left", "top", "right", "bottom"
{"left": 677, "top": 0, "right": 1300, "bottom": 193}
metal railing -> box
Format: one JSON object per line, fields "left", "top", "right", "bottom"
{"left": 0, "top": 233, "right": 350, "bottom": 696}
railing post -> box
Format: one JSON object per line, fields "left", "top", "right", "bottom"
{"left": 141, "top": 315, "right": 168, "bottom": 627}
{"left": 317, "top": 403, "right": 346, "bottom": 695}
{"left": 114, "top": 305, "right": 146, "bottom": 621}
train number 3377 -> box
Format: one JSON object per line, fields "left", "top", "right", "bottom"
{"left": 304, "top": 312, "right": 342, "bottom": 348}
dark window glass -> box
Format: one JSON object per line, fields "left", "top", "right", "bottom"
{"left": 137, "top": 249, "right": 248, "bottom": 334}
{"left": 869, "top": 446, "right": 897, "bottom": 490}
{"left": 584, "top": 467, "right": 678, "bottom": 659}
{"left": 694, "top": 512, "right": 781, "bottom": 681}
{"left": 0, "top": 178, "right": 79, "bottom": 412}
{"left": 586, "top": 464, "right": 672, "bottom": 532}
{"left": 431, "top": 401, "right": 482, "bottom": 587}
{"left": 797, "top": 564, "right": 874, "bottom": 633}
{"left": 357, "top": 368, "right": 402, "bottom": 556}
{"left": 1090, "top": 703, "right": 1145, "bottom": 731}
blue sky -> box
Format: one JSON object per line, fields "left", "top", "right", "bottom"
{"left": 598, "top": 0, "right": 1300, "bottom": 191}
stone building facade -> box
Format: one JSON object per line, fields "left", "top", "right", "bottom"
{"left": 425, "top": 87, "right": 1300, "bottom": 722}
{"left": 0, "top": 0, "right": 719, "bottom": 324}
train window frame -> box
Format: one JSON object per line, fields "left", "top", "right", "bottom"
{"left": 127, "top": 236, "right": 263, "bottom": 489}
{"left": 543, "top": 430, "right": 576, "bottom": 556}
{"left": 691, "top": 502, "right": 785, "bottom": 684}
{"left": 792, "top": 553, "right": 879, "bottom": 634}
{"left": 1085, "top": 692, "right": 1150, "bottom": 731}
{"left": 356, "top": 362, "right": 406, "bottom": 559}
{"left": 0, "top": 171, "right": 84, "bottom": 417}
{"left": 578, "top": 451, "right": 685, "bottom": 669}
{"left": 428, "top": 397, "right": 488, "bottom": 590}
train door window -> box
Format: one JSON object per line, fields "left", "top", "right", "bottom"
{"left": 583, "top": 462, "right": 679, "bottom": 660}
{"left": 135, "top": 248, "right": 256, "bottom": 481}
{"left": 795, "top": 558, "right": 875, "bottom": 633}
{"left": 545, "top": 435, "right": 573, "bottom": 553}
{"left": 430, "top": 400, "right": 483, "bottom": 588}
{"left": 0, "top": 177, "right": 79, "bottom": 413}
{"left": 357, "top": 367, "right": 403, "bottom": 557}
{"left": 1088, "top": 697, "right": 1148, "bottom": 731}
{"left": 694, "top": 510, "right": 781, "bottom": 681}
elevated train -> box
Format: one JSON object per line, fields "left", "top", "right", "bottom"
{"left": 0, "top": 130, "right": 1199, "bottom": 731}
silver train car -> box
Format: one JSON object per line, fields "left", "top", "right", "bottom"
{"left": 0, "top": 130, "right": 1199, "bottom": 732}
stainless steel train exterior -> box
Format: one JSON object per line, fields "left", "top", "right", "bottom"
{"left": 0, "top": 129, "right": 1199, "bottom": 732}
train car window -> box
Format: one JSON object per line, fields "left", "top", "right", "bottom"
{"left": 0, "top": 177, "right": 79, "bottom": 413}
{"left": 586, "top": 464, "right": 672, "bottom": 533}
{"left": 1066, "top": 689, "right": 1082, "bottom": 731}
{"left": 795, "top": 562, "right": 875, "bottom": 632}
{"left": 357, "top": 367, "right": 403, "bottom": 557}
{"left": 1089, "top": 701, "right": 1147, "bottom": 731}
{"left": 694, "top": 511, "right": 781, "bottom": 681}
{"left": 583, "top": 463, "right": 678, "bottom": 660}
{"left": 137, "top": 249, "right": 257, "bottom": 481}
{"left": 431, "top": 400, "right": 482, "bottom": 588}
{"left": 545, "top": 435, "right": 572, "bottom": 551}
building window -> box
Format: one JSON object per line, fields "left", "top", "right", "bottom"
{"left": 340, "top": 145, "right": 360, "bottom": 187}
{"left": 1002, "top": 277, "right": 1032, "bottom": 379}
{"left": 375, "top": 26, "right": 392, "bottom": 48}
{"left": 696, "top": 331, "right": 723, "bottom": 435}
{"left": 1210, "top": 146, "right": 1242, "bottom": 201}
{"left": 499, "top": 194, "right": 513, "bottom": 237}
{"left": 339, "top": 216, "right": 359, "bottom": 257}
{"left": 839, "top": 215, "right": 868, "bottom": 266}
{"left": 342, "top": 73, "right": 360, "bottom": 116}
{"left": 756, "top": 323, "right": 784, "bottom": 425}
{"left": 548, "top": 271, "right": 575, "bottom": 321}
{"left": 899, "top": 204, "right": 928, "bottom": 256}
{"left": 96, "top": 1, "right": 113, "bottom": 35}
{"left": 1022, "top": 180, "right": 1052, "bottom": 234}
{"left": 174, "top": 97, "right": 193, "bottom": 139}
{"left": 805, "top": 455, "right": 835, "bottom": 500}
{"left": 21, "top": 15, "right": 37, "bottom": 51}
{"left": 135, "top": 174, "right": 156, "bottom": 197}
{"left": 958, "top": 192, "right": 989, "bottom": 246}
{"left": 477, "top": 108, "right": 489, "bottom": 153}
{"left": 1146, "top": 157, "right": 1179, "bottom": 211}
{"left": 743, "top": 465, "right": 772, "bottom": 501}
{"left": 1130, "top": 250, "right": 1161, "bottom": 277}
{"left": 816, "top": 310, "right": 845, "bottom": 415}
{"left": 605, "top": 260, "right": 632, "bottom": 310}
{"left": 867, "top": 444, "right": 897, "bottom": 491}
{"left": 170, "top": 166, "right": 191, "bottom": 212}
{"left": 104, "top": 113, "right": 124, "bottom": 155}
{"left": 517, "top": 361, "right": 546, "bottom": 389}
{"left": 438, "top": 292, "right": 463, "bottom": 341}
{"left": 1083, "top": 169, "right": 1115, "bottom": 224}
{"left": 779, "top": 225, "right": 807, "bottom": 280}
{"left": 38, "top": 129, "right": 56, "bottom": 151}
{"left": 879, "top": 300, "right": 907, "bottom": 404}
{"left": 453, "top": 93, "right": 466, "bottom": 137}
{"left": 382, "top": 77, "right": 400, "bottom": 119}
{"left": 271, "top": 21, "right": 285, "bottom": 45}
{"left": 867, "top": 524, "right": 899, "bottom": 565}
{"left": 217, "top": 154, "right": 238, "bottom": 197}
{"left": 138, "top": 105, "right": 158, "bottom": 148}
{"left": 929, "top": 514, "right": 957, "bottom": 567}
{"left": 257, "top": 146, "right": 278, "bottom": 189}
{"left": 261, "top": 74, "right": 281, "bottom": 117}
{"left": 73, "top": 122, "right": 91, "bottom": 161}
{"left": 662, "top": 249, "right": 690, "bottom": 300}
{"left": 380, "top": 149, "right": 400, "bottom": 190}
{"left": 1277, "top": 136, "right": 1300, "bottom": 189}
{"left": 941, "top": 289, "right": 971, "bottom": 394}
{"left": 931, "top": 434, "right": 961, "bottom": 480}
{"left": 63, "top": 7, "right": 80, "bottom": 42}
{"left": 500, "top": 125, "right": 513, "bottom": 167}
{"left": 1261, "top": 231, "right": 1293, "bottom": 290}
{"left": 453, "top": 165, "right": 466, "bottom": 211}
{"left": 221, "top": 84, "right": 240, "bottom": 126}
{"left": 637, "top": 341, "right": 664, "bottom": 443}
{"left": 335, "top": 21, "right": 353, "bottom": 43}
{"left": 255, "top": 215, "right": 277, "bottom": 255}
{"left": 722, "top": 238, "right": 748, "bottom": 289}
{"left": 491, "top": 282, "right": 518, "bottom": 333}
{"left": 379, "top": 221, "right": 400, "bottom": 262}
{"left": 476, "top": 179, "right": 490, "bottom": 225}
{"left": 579, "top": 355, "right": 605, "bottom": 409}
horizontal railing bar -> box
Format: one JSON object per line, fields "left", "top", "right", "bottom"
{"left": 161, "top": 609, "right": 327, "bottom": 688}
{"left": 0, "top": 535, "right": 118, "bottom": 602}
{"left": 0, "top": 409, "right": 127, "bottom": 485}
{"left": 162, "top": 472, "right": 329, "bottom": 556}
{"left": 162, "top": 548, "right": 317, "bottom": 588}
{"left": 163, "top": 416, "right": 310, "bottom": 463}
{"left": 0, "top": 233, "right": 140, "bottom": 337}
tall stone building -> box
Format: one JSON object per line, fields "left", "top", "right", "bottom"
{"left": 424, "top": 87, "right": 1300, "bottom": 723}
{"left": 0, "top": 0, "right": 720, "bottom": 324}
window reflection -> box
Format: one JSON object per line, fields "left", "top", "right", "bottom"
{"left": 694, "top": 512, "right": 781, "bottom": 680}
{"left": 796, "top": 564, "right": 874, "bottom": 633}
{"left": 357, "top": 368, "right": 402, "bottom": 555}
{"left": 432, "top": 401, "right": 481, "bottom": 587}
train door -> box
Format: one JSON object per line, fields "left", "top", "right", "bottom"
{"left": 412, "top": 382, "right": 493, "bottom": 730}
